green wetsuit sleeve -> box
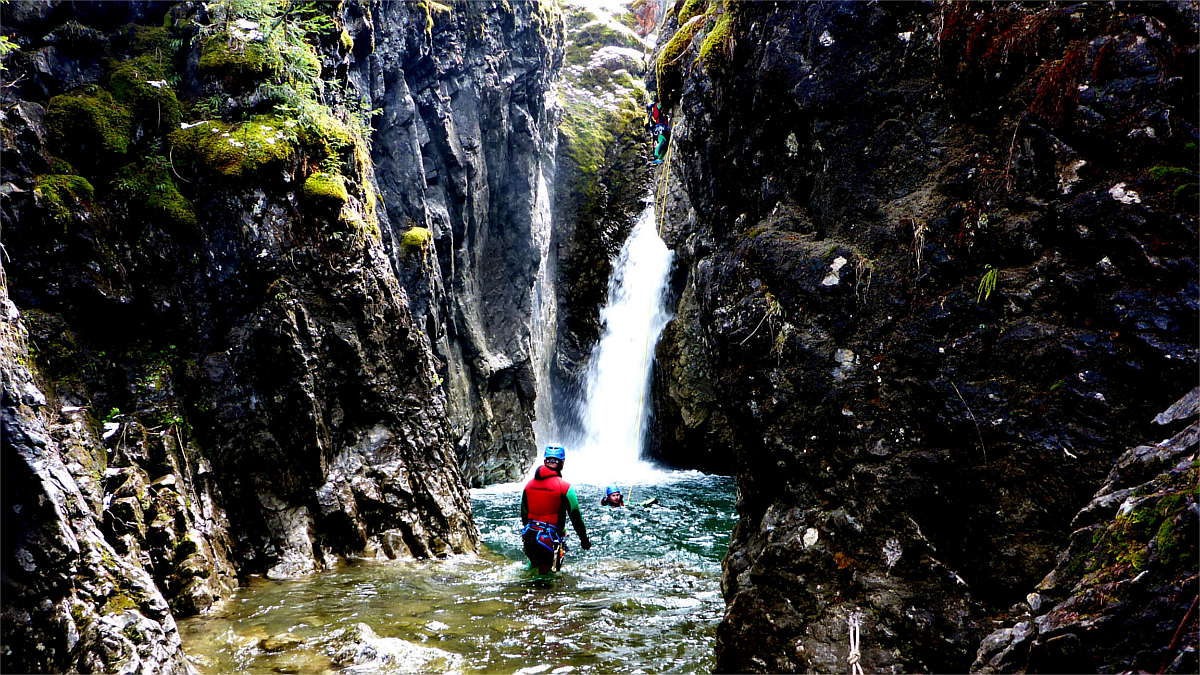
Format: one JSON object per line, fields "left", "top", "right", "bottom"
{"left": 564, "top": 486, "right": 589, "bottom": 543}
{"left": 520, "top": 491, "right": 529, "bottom": 525}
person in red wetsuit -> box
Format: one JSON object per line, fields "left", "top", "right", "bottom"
{"left": 520, "top": 445, "right": 591, "bottom": 574}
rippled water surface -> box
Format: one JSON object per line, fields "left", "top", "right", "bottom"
{"left": 180, "top": 472, "right": 735, "bottom": 673}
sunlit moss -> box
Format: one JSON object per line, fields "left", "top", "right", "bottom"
{"left": 677, "top": 0, "right": 708, "bottom": 25}
{"left": 302, "top": 171, "right": 349, "bottom": 205}
{"left": 197, "top": 32, "right": 276, "bottom": 80}
{"left": 699, "top": 8, "right": 734, "bottom": 69}
{"left": 33, "top": 174, "right": 95, "bottom": 225}
{"left": 168, "top": 116, "right": 298, "bottom": 178}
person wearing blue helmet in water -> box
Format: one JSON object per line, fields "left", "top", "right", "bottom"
{"left": 600, "top": 485, "right": 625, "bottom": 508}
{"left": 520, "top": 445, "right": 591, "bottom": 574}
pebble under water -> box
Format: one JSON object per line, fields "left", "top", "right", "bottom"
{"left": 180, "top": 472, "right": 735, "bottom": 673}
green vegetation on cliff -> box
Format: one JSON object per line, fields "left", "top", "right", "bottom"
{"left": 169, "top": 117, "right": 298, "bottom": 178}
{"left": 112, "top": 158, "right": 197, "bottom": 228}
{"left": 302, "top": 171, "right": 349, "bottom": 205}
{"left": 33, "top": 174, "right": 95, "bottom": 225}
{"left": 45, "top": 87, "right": 134, "bottom": 165}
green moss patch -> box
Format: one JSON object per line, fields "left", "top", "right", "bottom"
{"left": 677, "top": 0, "right": 709, "bottom": 25}
{"left": 655, "top": 15, "right": 704, "bottom": 108}
{"left": 33, "top": 174, "right": 95, "bottom": 225}
{"left": 109, "top": 27, "right": 182, "bottom": 131}
{"left": 102, "top": 593, "right": 139, "bottom": 615}
{"left": 302, "top": 171, "right": 349, "bottom": 205}
{"left": 699, "top": 8, "right": 735, "bottom": 69}
{"left": 169, "top": 116, "right": 298, "bottom": 179}
{"left": 112, "top": 158, "right": 196, "bottom": 228}
{"left": 45, "top": 87, "right": 134, "bottom": 167}
{"left": 401, "top": 225, "right": 433, "bottom": 253}
{"left": 198, "top": 32, "right": 277, "bottom": 81}
{"left": 1084, "top": 466, "right": 1198, "bottom": 585}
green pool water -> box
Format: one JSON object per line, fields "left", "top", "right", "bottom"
{"left": 179, "top": 472, "right": 735, "bottom": 673}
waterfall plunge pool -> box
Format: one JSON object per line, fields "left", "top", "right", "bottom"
{"left": 179, "top": 472, "right": 735, "bottom": 673}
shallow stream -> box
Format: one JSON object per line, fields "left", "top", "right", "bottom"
{"left": 180, "top": 472, "right": 735, "bottom": 673}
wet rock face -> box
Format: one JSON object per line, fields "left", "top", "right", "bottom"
{"left": 0, "top": 0, "right": 562, "bottom": 668}
{"left": 347, "top": 0, "right": 564, "bottom": 485}
{"left": 647, "top": 1, "right": 1197, "bottom": 671}
{"left": 974, "top": 389, "right": 1198, "bottom": 674}
{"left": 2, "top": 288, "right": 195, "bottom": 675}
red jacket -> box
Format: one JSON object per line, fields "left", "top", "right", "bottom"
{"left": 520, "top": 466, "right": 590, "bottom": 544}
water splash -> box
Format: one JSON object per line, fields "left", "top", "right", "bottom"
{"left": 561, "top": 203, "right": 675, "bottom": 485}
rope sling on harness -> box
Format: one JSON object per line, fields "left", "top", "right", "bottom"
{"left": 847, "top": 612, "right": 864, "bottom": 675}
{"left": 523, "top": 521, "right": 562, "bottom": 554}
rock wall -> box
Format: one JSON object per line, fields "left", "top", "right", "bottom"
{"left": 0, "top": 0, "right": 560, "bottom": 669}
{"left": 345, "top": 0, "right": 565, "bottom": 485}
{"left": 647, "top": 0, "right": 1197, "bottom": 671}
{"left": 2, "top": 277, "right": 197, "bottom": 674}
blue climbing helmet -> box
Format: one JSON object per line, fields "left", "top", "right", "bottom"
{"left": 544, "top": 445, "right": 566, "bottom": 461}
{"left": 605, "top": 486, "right": 621, "bottom": 496}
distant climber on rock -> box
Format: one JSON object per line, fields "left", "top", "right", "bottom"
{"left": 645, "top": 99, "right": 666, "bottom": 133}
{"left": 645, "top": 100, "right": 670, "bottom": 165}
{"left": 600, "top": 485, "right": 625, "bottom": 507}
{"left": 520, "top": 445, "right": 591, "bottom": 574}
{"left": 650, "top": 121, "right": 670, "bottom": 165}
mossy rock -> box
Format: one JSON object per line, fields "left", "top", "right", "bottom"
{"left": 197, "top": 32, "right": 277, "bottom": 82}
{"left": 400, "top": 226, "right": 433, "bottom": 253}
{"left": 655, "top": 15, "right": 704, "bottom": 108}
{"left": 558, "top": 91, "right": 645, "bottom": 211}
{"left": 45, "top": 87, "right": 134, "bottom": 168}
{"left": 33, "top": 174, "right": 95, "bottom": 225}
{"left": 699, "top": 8, "right": 735, "bottom": 69}
{"left": 1084, "top": 467, "right": 1198, "bottom": 584}
{"left": 302, "top": 171, "right": 349, "bottom": 206}
{"left": 168, "top": 116, "right": 298, "bottom": 179}
{"left": 101, "top": 593, "right": 139, "bottom": 615}
{"left": 565, "top": 20, "right": 645, "bottom": 67}
{"left": 677, "top": 0, "right": 709, "bottom": 25}
{"left": 295, "top": 109, "right": 356, "bottom": 168}
{"left": 108, "top": 29, "right": 182, "bottom": 131}
{"left": 114, "top": 159, "right": 197, "bottom": 228}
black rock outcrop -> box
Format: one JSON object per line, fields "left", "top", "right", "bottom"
{"left": 647, "top": 0, "right": 1197, "bottom": 671}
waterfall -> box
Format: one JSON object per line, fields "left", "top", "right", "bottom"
{"left": 565, "top": 202, "right": 674, "bottom": 484}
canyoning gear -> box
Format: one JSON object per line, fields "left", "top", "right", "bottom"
{"left": 605, "top": 486, "right": 620, "bottom": 496}
{"left": 521, "top": 464, "right": 591, "bottom": 572}
{"left": 522, "top": 520, "right": 562, "bottom": 553}
{"left": 544, "top": 445, "right": 566, "bottom": 461}
{"left": 522, "top": 466, "right": 573, "bottom": 527}
{"left": 653, "top": 125, "right": 670, "bottom": 161}
{"left": 646, "top": 101, "right": 665, "bottom": 127}
{"left": 522, "top": 520, "right": 563, "bottom": 574}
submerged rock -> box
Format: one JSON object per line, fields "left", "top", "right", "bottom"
{"left": 328, "top": 622, "right": 463, "bottom": 673}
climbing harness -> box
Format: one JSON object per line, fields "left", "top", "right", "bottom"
{"left": 847, "top": 611, "right": 864, "bottom": 675}
{"left": 522, "top": 520, "right": 563, "bottom": 554}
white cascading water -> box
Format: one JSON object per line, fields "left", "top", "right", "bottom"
{"left": 561, "top": 202, "right": 675, "bottom": 485}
